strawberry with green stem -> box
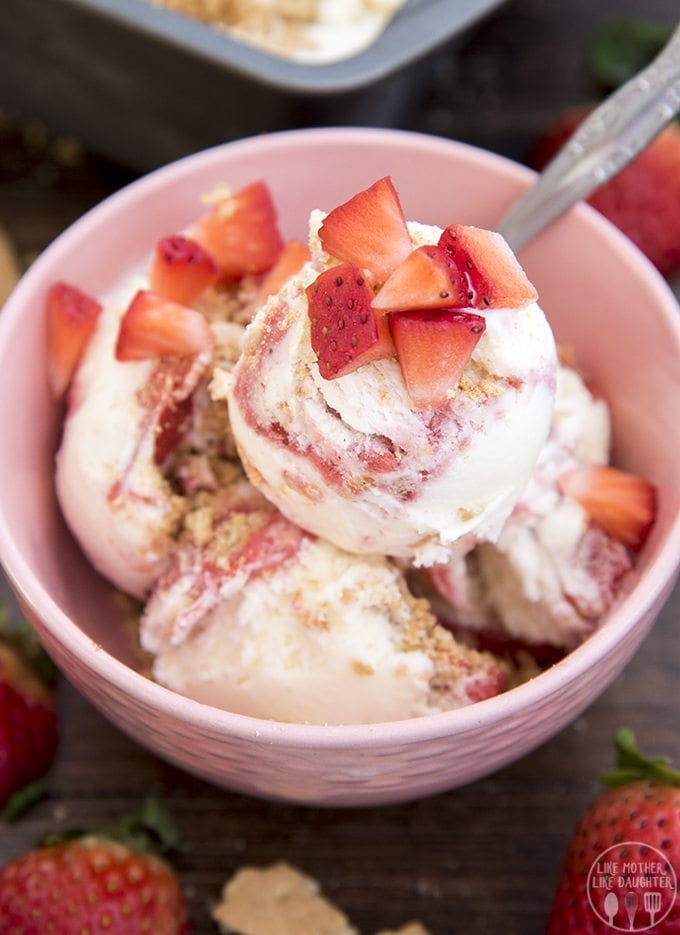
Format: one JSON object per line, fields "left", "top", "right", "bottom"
{"left": 0, "top": 607, "right": 58, "bottom": 819}
{"left": 547, "top": 730, "right": 680, "bottom": 934}
{"left": 0, "top": 797, "right": 191, "bottom": 934}
{"left": 531, "top": 17, "right": 680, "bottom": 277}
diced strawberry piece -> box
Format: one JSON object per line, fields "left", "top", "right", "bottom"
{"left": 154, "top": 393, "right": 194, "bottom": 466}
{"left": 389, "top": 309, "right": 486, "bottom": 410}
{"left": 190, "top": 180, "right": 284, "bottom": 281}
{"left": 306, "top": 262, "right": 395, "bottom": 380}
{"left": 46, "top": 281, "right": 102, "bottom": 399}
{"left": 531, "top": 109, "right": 680, "bottom": 276}
{"left": 318, "top": 177, "right": 413, "bottom": 283}
{"left": 372, "top": 244, "right": 465, "bottom": 312}
{"left": 438, "top": 225, "right": 538, "bottom": 309}
{"left": 115, "top": 289, "right": 213, "bottom": 361}
{"left": 558, "top": 464, "right": 656, "bottom": 550}
{"left": 256, "top": 238, "right": 310, "bottom": 302}
{"left": 149, "top": 234, "right": 219, "bottom": 306}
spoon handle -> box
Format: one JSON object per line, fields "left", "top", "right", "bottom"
{"left": 497, "top": 22, "right": 680, "bottom": 251}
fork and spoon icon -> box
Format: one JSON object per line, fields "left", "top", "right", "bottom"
{"left": 603, "top": 891, "right": 663, "bottom": 928}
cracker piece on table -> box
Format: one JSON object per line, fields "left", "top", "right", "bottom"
{"left": 0, "top": 225, "right": 20, "bottom": 306}
{"left": 212, "top": 860, "right": 357, "bottom": 935}
{"left": 374, "top": 923, "right": 431, "bottom": 935}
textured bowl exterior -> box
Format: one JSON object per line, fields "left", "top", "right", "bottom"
{"left": 0, "top": 129, "right": 679, "bottom": 807}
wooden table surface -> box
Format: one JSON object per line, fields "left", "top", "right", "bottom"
{"left": 1, "top": 1, "right": 679, "bottom": 933}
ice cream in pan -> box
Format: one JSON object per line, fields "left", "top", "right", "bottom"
{"left": 49, "top": 177, "right": 655, "bottom": 724}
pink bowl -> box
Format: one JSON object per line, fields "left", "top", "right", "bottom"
{"left": 0, "top": 128, "right": 679, "bottom": 807}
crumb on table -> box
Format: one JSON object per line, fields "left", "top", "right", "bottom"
{"left": 211, "top": 861, "right": 431, "bottom": 935}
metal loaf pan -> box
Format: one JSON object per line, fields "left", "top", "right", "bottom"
{"left": 0, "top": 0, "right": 507, "bottom": 170}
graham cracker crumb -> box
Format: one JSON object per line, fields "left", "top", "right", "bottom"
{"left": 213, "top": 458, "right": 243, "bottom": 489}
{"left": 396, "top": 577, "right": 502, "bottom": 708}
{"left": 198, "top": 278, "right": 259, "bottom": 326}
{"left": 212, "top": 861, "right": 357, "bottom": 935}
{"left": 458, "top": 371, "right": 503, "bottom": 400}
{"left": 351, "top": 660, "right": 375, "bottom": 676}
{"left": 214, "top": 511, "right": 264, "bottom": 562}
{"left": 212, "top": 320, "right": 247, "bottom": 366}
{"left": 159, "top": 493, "right": 188, "bottom": 543}
{"left": 397, "top": 585, "right": 438, "bottom": 655}
{"left": 457, "top": 505, "right": 482, "bottom": 523}
{"left": 238, "top": 448, "right": 267, "bottom": 490}
{"left": 200, "top": 181, "right": 233, "bottom": 206}
{"left": 152, "top": 0, "right": 319, "bottom": 57}
{"left": 558, "top": 343, "right": 576, "bottom": 367}
{"left": 183, "top": 504, "right": 214, "bottom": 547}
{"left": 374, "top": 925, "right": 431, "bottom": 935}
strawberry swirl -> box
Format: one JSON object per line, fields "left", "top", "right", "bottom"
{"left": 229, "top": 219, "right": 557, "bottom": 566}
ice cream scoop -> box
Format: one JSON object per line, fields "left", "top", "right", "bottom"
{"left": 55, "top": 267, "right": 212, "bottom": 598}
{"left": 426, "top": 365, "right": 634, "bottom": 649}
{"left": 227, "top": 187, "right": 557, "bottom": 567}
{"left": 143, "top": 472, "right": 505, "bottom": 724}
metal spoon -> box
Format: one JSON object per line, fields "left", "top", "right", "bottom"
{"left": 497, "top": 22, "right": 680, "bottom": 252}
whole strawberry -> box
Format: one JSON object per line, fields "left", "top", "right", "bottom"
{"left": 547, "top": 730, "right": 680, "bottom": 934}
{"left": 531, "top": 111, "right": 680, "bottom": 277}
{"left": 0, "top": 640, "right": 57, "bottom": 810}
{"left": 0, "top": 798, "right": 191, "bottom": 933}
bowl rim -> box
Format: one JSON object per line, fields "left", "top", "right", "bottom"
{"left": 1, "top": 126, "right": 679, "bottom": 749}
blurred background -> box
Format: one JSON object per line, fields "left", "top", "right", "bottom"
{"left": 0, "top": 1, "right": 678, "bottom": 933}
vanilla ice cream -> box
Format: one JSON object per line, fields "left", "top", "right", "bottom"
{"left": 227, "top": 217, "right": 557, "bottom": 566}
{"left": 55, "top": 267, "right": 213, "bottom": 598}
{"left": 143, "top": 474, "right": 505, "bottom": 724}
{"left": 152, "top": 0, "right": 408, "bottom": 64}
{"left": 427, "top": 365, "right": 633, "bottom": 648}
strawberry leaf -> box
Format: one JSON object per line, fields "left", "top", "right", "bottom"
{"left": 589, "top": 18, "right": 674, "bottom": 94}
{"left": 102, "top": 796, "right": 183, "bottom": 856}
{"left": 38, "top": 798, "right": 183, "bottom": 855}
{"left": 601, "top": 728, "right": 680, "bottom": 789}
{"left": 40, "top": 827, "right": 87, "bottom": 847}
{"left": 0, "top": 780, "right": 47, "bottom": 823}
